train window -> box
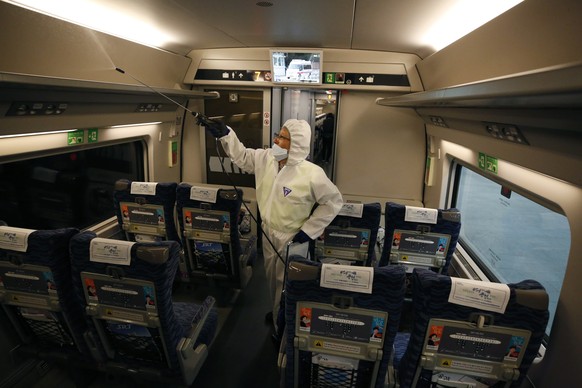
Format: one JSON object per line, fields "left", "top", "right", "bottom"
{"left": 452, "top": 165, "right": 570, "bottom": 336}
{"left": 0, "top": 142, "right": 144, "bottom": 230}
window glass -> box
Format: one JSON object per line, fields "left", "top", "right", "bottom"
{"left": 453, "top": 165, "right": 570, "bottom": 335}
{"left": 0, "top": 142, "right": 144, "bottom": 230}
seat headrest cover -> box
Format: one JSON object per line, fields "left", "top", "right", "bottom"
{"left": 449, "top": 277, "right": 511, "bottom": 314}
{"left": 90, "top": 238, "right": 135, "bottom": 266}
{"left": 190, "top": 186, "right": 219, "bottom": 203}
{"left": 321, "top": 263, "right": 374, "bottom": 294}
{"left": 0, "top": 226, "right": 37, "bottom": 252}
{"left": 405, "top": 206, "right": 438, "bottom": 224}
{"left": 130, "top": 181, "right": 158, "bottom": 196}
{"left": 337, "top": 203, "right": 365, "bottom": 218}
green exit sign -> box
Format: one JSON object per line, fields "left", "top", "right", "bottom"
{"left": 478, "top": 152, "right": 498, "bottom": 174}
{"left": 88, "top": 128, "right": 98, "bottom": 143}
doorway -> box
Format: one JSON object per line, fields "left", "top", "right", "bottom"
{"left": 204, "top": 89, "right": 264, "bottom": 188}
{"left": 278, "top": 88, "right": 338, "bottom": 180}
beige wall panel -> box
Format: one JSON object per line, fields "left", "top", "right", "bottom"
{"left": 418, "top": 0, "right": 582, "bottom": 89}
{"left": 0, "top": 2, "right": 190, "bottom": 89}
{"left": 181, "top": 98, "right": 207, "bottom": 184}
{"left": 427, "top": 125, "right": 582, "bottom": 388}
{"left": 334, "top": 91, "right": 426, "bottom": 203}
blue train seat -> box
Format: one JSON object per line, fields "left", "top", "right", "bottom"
{"left": 315, "top": 202, "right": 382, "bottom": 267}
{"left": 280, "top": 259, "right": 406, "bottom": 388}
{"left": 69, "top": 231, "right": 218, "bottom": 385}
{"left": 379, "top": 202, "right": 461, "bottom": 275}
{"left": 176, "top": 182, "right": 256, "bottom": 289}
{"left": 0, "top": 224, "right": 92, "bottom": 360}
{"left": 113, "top": 179, "right": 180, "bottom": 244}
{"left": 396, "top": 268, "right": 549, "bottom": 388}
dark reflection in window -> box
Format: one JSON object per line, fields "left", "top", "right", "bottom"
{"left": 0, "top": 142, "right": 144, "bottom": 230}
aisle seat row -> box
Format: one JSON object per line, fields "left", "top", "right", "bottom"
{"left": 0, "top": 223, "right": 217, "bottom": 385}
{"left": 277, "top": 201, "right": 547, "bottom": 387}
{"left": 112, "top": 180, "right": 459, "bottom": 284}
{"left": 314, "top": 201, "right": 461, "bottom": 277}
{"left": 112, "top": 179, "right": 257, "bottom": 289}
{"left": 278, "top": 258, "right": 549, "bottom": 388}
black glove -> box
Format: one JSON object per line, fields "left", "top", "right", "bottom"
{"left": 196, "top": 114, "right": 229, "bottom": 138}
{"left": 292, "top": 230, "right": 312, "bottom": 244}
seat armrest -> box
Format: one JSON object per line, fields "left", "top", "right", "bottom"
{"left": 176, "top": 295, "right": 216, "bottom": 385}
{"left": 186, "top": 296, "right": 216, "bottom": 345}
{"left": 240, "top": 235, "right": 257, "bottom": 266}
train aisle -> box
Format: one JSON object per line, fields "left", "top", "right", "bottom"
{"left": 190, "top": 252, "right": 281, "bottom": 388}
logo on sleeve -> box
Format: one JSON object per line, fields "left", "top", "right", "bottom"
{"left": 283, "top": 187, "right": 292, "bottom": 197}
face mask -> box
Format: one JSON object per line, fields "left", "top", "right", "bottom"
{"left": 272, "top": 143, "right": 288, "bottom": 161}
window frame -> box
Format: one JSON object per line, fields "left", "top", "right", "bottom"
{"left": 447, "top": 159, "right": 571, "bottom": 341}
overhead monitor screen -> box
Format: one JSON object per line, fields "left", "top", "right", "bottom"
{"left": 270, "top": 50, "right": 322, "bottom": 85}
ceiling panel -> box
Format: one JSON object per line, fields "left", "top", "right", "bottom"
{"left": 173, "top": 0, "right": 357, "bottom": 50}
{"left": 352, "top": 0, "right": 462, "bottom": 58}
{"left": 3, "top": 0, "right": 524, "bottom": 59}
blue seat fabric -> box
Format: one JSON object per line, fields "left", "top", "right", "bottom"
{"left": 327, "top": 202, "right": 381, "bottom": 266}
{"left": 397, "top": 268, "right": 549, "bottom": 388}
{"left": 113, "top": 179, "right": 180, "bottom": 243}
{"left": 379, "top": 202, "right": 461, "bottom": 274}
{"left": 283, "top": 259, "right": 406, "bottom": 388}
{"left": 176, "top": 183, "right": 243, "bottom": 276}
{"left": 69, "top": 231, "right": 217, "bottom": 376}
{"left": 0, "top": 227, "right": 90, "bottom": 356}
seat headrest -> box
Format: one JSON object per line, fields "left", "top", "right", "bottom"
{"left": 441, "top": 209, "right": 461, "bottom": 223}
{"left": 219, "top": 189, "right": 240, "bottom": 201}
{"left": 514, "top": 288, "right": 549, "bottom": 310}
{"left": 114, "top": 179, "right": 131, "bottom": 191}
{"left": 287, "top": 261, "right": 320, "bottom": 281}
{"left": 136, "top": 246, "right": 170, "bottom": 264}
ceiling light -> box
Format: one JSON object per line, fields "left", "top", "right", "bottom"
{"left": 421, "top": 0, "right": 523, "bottom": 52}
{"left": 5, "top": 0, "right": 176, "bottom": 49}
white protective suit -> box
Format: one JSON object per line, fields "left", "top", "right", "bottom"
{"left": 219, "top": 119, "right": 343, "bottom": 327}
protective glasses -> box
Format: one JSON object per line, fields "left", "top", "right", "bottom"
{"left": 274, "top": 132, "right": 291, "bottom": 141}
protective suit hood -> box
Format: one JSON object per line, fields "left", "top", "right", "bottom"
{"left": 282, "top": 119, "right": 311, "bottom": 166}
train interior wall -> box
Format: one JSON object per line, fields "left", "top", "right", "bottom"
{"left": 333, "top": 91, "right": 425, "bottom": 206}
{"left": 0, "top": 2, "right": 189, "bottom": 89}
{"left": 1, "top": 0, "right": 582, "bottom": 386}
{"left": 419, "top": 120, "right": 582, "bottom": 388}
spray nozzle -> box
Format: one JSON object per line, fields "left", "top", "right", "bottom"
{"left": 196, "top": 115, "right": 229, "bottom": 138}
{"left": 194, "top": 113, "right": 212, "bottom": 126}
